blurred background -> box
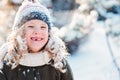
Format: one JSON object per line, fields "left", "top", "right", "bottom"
{"left": 0, "top": 0, "right": 120, "bottom": 80}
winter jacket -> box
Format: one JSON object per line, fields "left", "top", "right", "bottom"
{"left": 0, "top": 61, "right": 73, "bottom": 80}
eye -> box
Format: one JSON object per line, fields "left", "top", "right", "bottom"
{"left": 41, "top": 26, "right": 47, "bottom": 29}
{"left": 27, "top": 26, "right": 34, "bottom": 28}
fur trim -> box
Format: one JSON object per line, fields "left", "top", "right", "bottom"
{"left": 19, "top": 51, "right": 51, "bottom": 66}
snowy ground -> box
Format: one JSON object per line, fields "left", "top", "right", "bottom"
{"left": 68, "top": 21, "right": 120, "bottom": 80}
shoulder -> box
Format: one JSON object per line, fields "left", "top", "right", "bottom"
{"left": 60, "top": 60, "right": 74, "bottom": 80}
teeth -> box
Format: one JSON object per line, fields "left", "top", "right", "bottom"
{"left": 31, "top": 37, "right": 42, "bottom": 41}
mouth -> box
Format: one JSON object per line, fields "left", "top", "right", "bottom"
{"left": 31, "top": 37, "right": 43, "bottom": 41}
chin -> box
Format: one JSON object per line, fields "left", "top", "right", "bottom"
{"left": 29, "top": 47, "right": 41, "bottom": 53}
{"left": 30, "top": 50, "right": 40, "bottom": 53}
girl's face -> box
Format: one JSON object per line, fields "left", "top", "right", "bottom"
{"left": 24, "top": 20, "right": 49, "bottom": 53}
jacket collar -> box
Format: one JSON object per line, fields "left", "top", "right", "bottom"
{"left": 19, "top": 51, "right": 51, "bottom": 67}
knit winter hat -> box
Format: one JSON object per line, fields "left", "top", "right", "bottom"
{"left": 12, "top": 0, "right": 52, "bottom": 30}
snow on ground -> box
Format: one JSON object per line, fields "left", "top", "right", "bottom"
{"left": 68, "top": 21, "right": 120, "bottom": 80}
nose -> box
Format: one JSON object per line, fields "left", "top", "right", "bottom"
{"left": 33, "top": 29, "right": 40, "bottom": 35}
{"left": 34, "top": 32, "right": 38, "bottom": 35}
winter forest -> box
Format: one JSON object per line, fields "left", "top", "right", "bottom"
{"left": 0, "top": 0, "right": 120, "bottom": 80}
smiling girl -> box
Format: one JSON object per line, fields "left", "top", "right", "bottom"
{"left": 0, "top": 0, "right": 73, "bottom": 80}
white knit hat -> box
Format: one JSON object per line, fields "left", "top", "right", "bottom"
{"left": 12, "top": 0, "right": 52, "bottom": 30}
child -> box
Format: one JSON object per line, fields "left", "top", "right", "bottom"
{"left": 0, "top": 0, "right": 73, "bottom": 80}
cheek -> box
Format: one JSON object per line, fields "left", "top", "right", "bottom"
{"left": 25, "top": 28, "right": 32, "bottom": 36}
{"left": 44, "top": 31, "right": 49, "bottom": 40}
{"left": 24, "top": 30, "right": 31, "bottom": 42}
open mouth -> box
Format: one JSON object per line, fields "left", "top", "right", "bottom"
{"left": 31, "top": 37, "right": 43, "bottom": 41}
